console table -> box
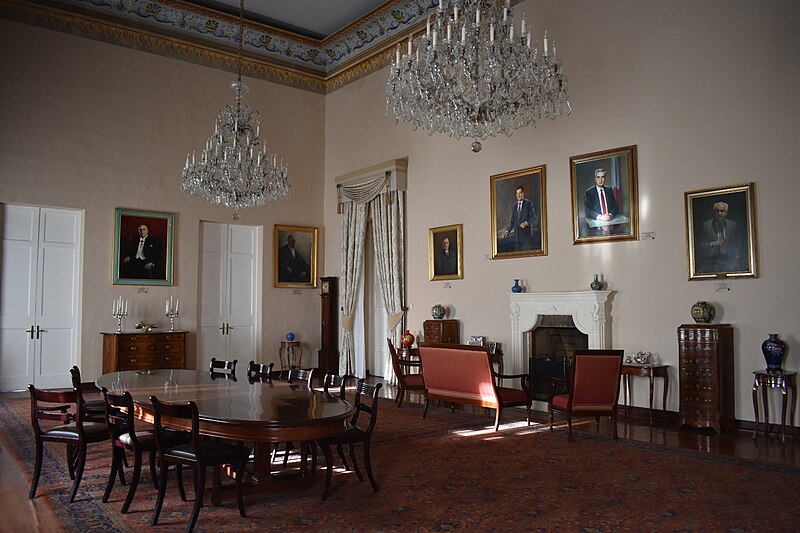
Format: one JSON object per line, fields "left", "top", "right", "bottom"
{"left": 620, "top": 364, "right": 669, "bottom": 425}
{"left": 279, "top": 340, "right": 303, "bottom": 375}
{"left": 752, "top": 370, "right": 797, "bottom": 443}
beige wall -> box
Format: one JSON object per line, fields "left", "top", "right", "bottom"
{"left": 324, "top": 0, "right": 800, "bottom": 422}
{"left": 0, "top": 19, "right": 326, "bottom": 376}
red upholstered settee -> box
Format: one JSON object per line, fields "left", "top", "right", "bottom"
{"left": 418, "top": 343, "right": 531, "bottom": 430}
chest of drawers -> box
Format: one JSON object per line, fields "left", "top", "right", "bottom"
{"left": 102, "top": 331, "right": 187, "bottom": 373}
{"left": 677, "top": 324, "right": 734, "bottom": 433}
{"left": 422, "top": 320, "right": 460, "bottom": 344}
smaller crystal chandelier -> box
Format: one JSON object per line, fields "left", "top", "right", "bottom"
{"left": 386, "top": 0, "right": 571, "bottom": 152}
{"left": 181, "top": 0, "right": 289, "bottom": 211}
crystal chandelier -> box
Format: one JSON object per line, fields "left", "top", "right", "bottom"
{"left": 386, "top": 0, "right": 571, "bottom": 152}
{"left": 181, "top": 0, "right": 289, "bottom": 211}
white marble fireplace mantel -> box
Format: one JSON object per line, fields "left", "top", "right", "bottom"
{"left": 508, "top": 291, "right": 611, "bottom": 374}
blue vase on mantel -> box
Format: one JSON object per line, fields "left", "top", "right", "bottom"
{"left": 511, "top": 279, "right": 523, "bottom": 293}
{"left": 761, "top": 334, "right": 786, "bottom": 372}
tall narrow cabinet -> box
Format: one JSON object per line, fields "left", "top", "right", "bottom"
{"left": 318, "top": 277, "right": 339, "bottom": 375}
{"left": 677, "top": 324, "right": 734, "bottom": 433}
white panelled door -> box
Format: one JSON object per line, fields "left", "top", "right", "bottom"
{"left": 0, "top": 205, "right": 82, "bottom": 390}
{"left": 198, "top": 222, "right": 260, "bottom": 372}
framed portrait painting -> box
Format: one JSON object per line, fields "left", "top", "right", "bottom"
{"left": 113, "top": 208, "right": 174, "bottom": 286}
{"left": 684, "top": 183, "right": 758, "bottom": 280}
{"left": 274, "top": 225, "right": 318, "bottom": 288}
{"left": 429, "top": 224, "right": 463, "bottom": 281}
{"left": 490, "top": 165, "right": 547, "bottom": 259}
{"left": 570, "top": 145, "right": 639, "bottom": 244}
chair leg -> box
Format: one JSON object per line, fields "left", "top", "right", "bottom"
{"left": 567, "top": 414, "right": 574, "bottom": 441}
{"left": 149, "top": 450, "right": 159, "bottom": 490}
{"left": 68, "top": 444, "right": 87, "bottom": 503}
{"left": 320, "top": 443, "right": 334, "bottom": 501}
{"left": 176, "top": 464, "right": 187, "bottom": 502}
{"left": 102, "top": 446, "right": 122, "bottom": 503}
{"left": 612, "top": 412, "right": 619, "bottom": 440}
{"left": 336, "top": 444, "right": 349, "bottom": 471}
{"left": 282, "top": 442, "right": 293, "bottom": 466}
{"left": 494, "top": 407, "right": 502, "bottom": 431}
{"left": 423, "top": 397, "right": 430, "bottom": 418}
{"left": 65, "top": 443, "right": 76, "bottom": 480}
{"left": 362, "top": 440, "right": 378, "bottom": 493}
{"left": 235, "top": 461, "right": 246, "bottom": 518}
{"left": 396, "top": 386, "right": 404, "bottom": 408}
{"left": 186, "top": 466, "right": 205, "bottom": 533}
{"left": 548, "top": 410, "right": 554, "bottom": 431}
{"left": 29, "top": 441, "right": 44, "bottom": 498}
{"left": 121, "top": 449, "right": 143, "bottom": 514}
{"left": 526, "top": 404, "right": 531, "bottom": 426}
{"left": 348, "top": 443, "right": 363, "bottom": 482}
{"left": 151, "top": 459, "right": 169, "bottom": 526}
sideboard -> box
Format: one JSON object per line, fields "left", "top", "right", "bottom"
{"left": 102, "top": 331, "right": 187, "bottom": 373}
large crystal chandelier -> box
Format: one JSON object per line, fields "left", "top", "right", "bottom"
{"left": 386, "top": 0, "right": 571, "bottom": 152}
{"left": 181, "top": 0, "right": 289, "bottom": 211}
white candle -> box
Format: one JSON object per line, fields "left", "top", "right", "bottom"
{"left": 543, "top": 31, "right": 548, "bottom": 53}
{"left": 175, "top": 298, "right": 179, "bottom": 314}
{"left": 461, "top": 25, "right": 465, "bottom": 44}
{"left": 521, "top": 17, "right": 526, "bottom": 35}
{"left": 447, "top": 24, "right": 451, "bottom": 41}
{"left": 527, "top": 32, "right": 531, "bottom": 47}
{"left": 426, "top": 17, "right": 430, "bottom": 37}
{"left": 408, "top": 34, "right": 412, "bottom": 55}
{"left": 510, "top": 24, "right": 514, "bottom": 40}
{"left": 432, "top": 29, "right": 437, "bottom": 47}
{"left": 396, "top": 45, "right": 400, "bottom": 64}
{"left": 476, "top": 8, "right": 480, "bottom": 24}
{"left": 124, "top": 300, "right": 127, "bottom": 315}
{"left": 553, "top": 41, "right": 557, "bottom": 58}
{"left": 113, "top": 300, "right": 117, "bottom": 315}
{"left": 490, "top": 23, "right": 495, "bottom": 43}
{"left": 165, "top": 299, "right": 169, "bottom": 315}
{"left": 454, "top": 6, "right": 458, "bottom": 20}
{"left": 503, "top": 7, "right": 508, "bottom": 23}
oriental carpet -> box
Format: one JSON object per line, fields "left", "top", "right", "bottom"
{"left": 1, "top": 393, "right": 798, "bottom": 532}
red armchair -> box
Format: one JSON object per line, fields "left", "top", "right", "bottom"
{"left": 548, "top": 349, "right": 624, "bottom": 441}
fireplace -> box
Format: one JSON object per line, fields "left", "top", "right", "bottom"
{"left": 507, "top": 291, "right": 611, "bottom": 386}
{"left": 527, "top": 315, "right": 588, "bottom": 400}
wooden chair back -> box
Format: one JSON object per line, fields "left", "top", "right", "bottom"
{"left": 247, "top": 361, "right": 274, "bottom": 383}
{"left": 288, "top": 367, "right": 315, "bottom": 388}
{"left": 323, "top": 373, "right": 347, "bottom": 400}
{"left": 209, "top": 357, "right": 238, "bottom": 380}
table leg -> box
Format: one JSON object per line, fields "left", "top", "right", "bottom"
{"left": 780, "top": 381, "right": 788, "bottom": 443}
{"left": 791, "top": 380, "right": 798, "bottom": 439}
{"left": 662, "top": 370, "right": 669, "bottom": 422}
{"left": 752, "top": 378, "right": 760, "bottom": 439}
{"left": 761, "top": 383, "right": 770, "bottom": 437}
{"left": 622, "top": 375, "right": 630, "bottom": 416}
{"left": 249, "top": 442, "right": 273, "bottom": 484}
{"left": 647, "top": 370, "right": 654, "bottom": 426}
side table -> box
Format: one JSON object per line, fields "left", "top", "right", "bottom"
{"left": 752, "top": 370, "right": 797, "bottom": 442}
{"left": 620, "top": 364, "right": 670, "bottom": 425}
{"left": 279, "top": 341, "right": 303, "bottom": 376}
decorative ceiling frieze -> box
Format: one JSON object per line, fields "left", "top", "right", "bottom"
{"left": 1, "top": 0, "right": 438, "bottom": 94}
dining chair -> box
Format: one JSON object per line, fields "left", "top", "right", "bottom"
{"left": 273, "top": 367, "right": 317, "bottom": 465}
{"left": 101, "top": 387, "right": 177, "bottom": 513}
{"left": 548, "top": 349, "right": 624, "bottom": 441}
{"left": 246, "top": 360, "right": 274, "bottom": 383}
{"left": 209, "top": 357, "right": 238, "bottom": 380}
{"left": 387, "top": 338, "right": 426, "bottom": 407}
{"left": 150, "top": 396, "right": 249, "bottom": 533}
{"left": 70, "top": 365, "right": 106, "bottom": 423}
{"left": 317, "top": 379, "right": 382, "bottom": 500}
{"left": 310, "top": 373, "right": 350, "bottom": 472}
{"left": 28, "top": 384, "right": 109, "bottom": 502}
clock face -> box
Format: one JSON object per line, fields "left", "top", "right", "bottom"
{"left": 321, "top": 281, "right": 329, "bottom": 294}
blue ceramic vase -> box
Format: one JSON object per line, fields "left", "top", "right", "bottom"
{"left": 511, "top": 279, "right": 522, "bottom": 293}
{"left": 590, "top": 274, "right": 603, "bottom": 291}
{"left": 761, "top": 334, "right": 786, "bottom": 372}
{"left": 286, "top": 332, "right": 295, "bottom": 342}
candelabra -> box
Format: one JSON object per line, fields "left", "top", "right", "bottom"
{"left": 112, "top": 296, "right": 128, "bottom": 333}
{"left": 165, "top": 296, "right": 180, "bottom": 331}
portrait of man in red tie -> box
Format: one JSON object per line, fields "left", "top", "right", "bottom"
{"left": 583, "top": 168, "right": 621, "bottom": 236}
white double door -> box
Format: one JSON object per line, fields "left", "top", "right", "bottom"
{"left": 0, "top": 205, "right": 82, "bottom": 390}
{"left": 198, "top": 222, "right": 261, "bottom": 372}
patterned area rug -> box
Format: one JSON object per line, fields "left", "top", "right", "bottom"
{"left": 2, "top": 393, "right": 799, "bottom": 532}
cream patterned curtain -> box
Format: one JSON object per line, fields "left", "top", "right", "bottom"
{"left": 370, "top": 190, "right": 405, "bottom": 384}
{"left": 339, "top": 200, "right": 368, "bottom": 375}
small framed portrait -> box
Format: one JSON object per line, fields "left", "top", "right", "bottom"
{"left": 490, "top": 165, "right": 547, "bottom": 259}
{"left": 684, "top": 183, "right": 758, "bottom": 280}
{"left": 469, "top": 336, "right": 487, "bottom": 346}
{"left": 429, "top": 224, "right": 463, "bottom": 281}
{"left": 113, "top": 208, "right": 174, "bottom": 286}
{"left": 274, "top": 225, "right": 318, "bottom": 288}
{"left": 570, "top": 145, "right": 639, "bottom": 244}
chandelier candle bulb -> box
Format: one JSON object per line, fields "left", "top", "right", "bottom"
{"left": 490, "top": 23, "right": 494, "bottom": 42}
{"left": 461, "top": 25, "right": 466, "bottom": 43}
{"left": 432, "top": 29, "right": 437, "bottom": 47}
{"left": 426, "top": 17, "right": 430, "bottom": 37}
{"left": 510, "top": 23, "right": 513, "bottom": 40}
{"left": 447, "top": 24, "right": 451, "bottom": 41}
{"left": 527, "top": 32, "right": 531, "bottom": 47}
{"left": 543, "top": 31, "right": 548, "bottom": 53}
{"left": 521, "top": 16, "right": 526, "bottom": 35}
{"left": 476, "top": 8, "right": 480, "bottom": 24}
{"left": 408, "top": 35, "right": 412, "bottom": 54}
{"left": 454, "top": 6, "right": 458, "bottom": 19}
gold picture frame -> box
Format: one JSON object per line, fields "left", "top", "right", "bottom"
{"left": 429, "top": 224, "right": 463, "bottom": 281}
{"left": 684, "top": 183, "right": 758, "bottom": 280}
{"left": 570, "top": 145, "right": 639, "bottom": 244}
{"left": 113, "top": 208, "right": 174, "bottom": 286}
{"left": 273, "top": 225, "right": 318, "bottom": 288}
{"left": 490, "top": 165, "right": 547, "bottom": 259}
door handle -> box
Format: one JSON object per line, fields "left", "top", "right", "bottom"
{"left": 35, "top": 325, "right": 47, "bottom": 339}
{"left": 227, "top": 323, "right": 235, "bottom": 333}
{"left": 26, "top": 326, "right": 35, "bottom": 339}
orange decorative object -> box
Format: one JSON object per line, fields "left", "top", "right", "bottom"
{"left": 401, "top": 330, "right": 415, "bottom": 348}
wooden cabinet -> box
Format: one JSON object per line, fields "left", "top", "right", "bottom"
{"left": 102, "top": 331, "right": 186, "bottom": 373}
{"left": 677, "top": 324, "right": 734, "bottom": 433}
{"left": 423, "top": 320, "right": 459, "bottom": 344}
{"left": 318, "top": 277, "right": 339, "bottom": 375}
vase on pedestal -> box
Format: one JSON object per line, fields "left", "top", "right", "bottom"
{"left": 761, "top": 334, "right": 786, "bottom": 372}
{"left": 511, "top": 279, "right": 522, "bottom": 293}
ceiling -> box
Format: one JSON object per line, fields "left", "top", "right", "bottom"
{"left": 1, "top": 0, "right": 438, "bottom": 93}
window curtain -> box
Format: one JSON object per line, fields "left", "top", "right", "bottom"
{"left": 338, "top": 172, "right": 405, "bottom": 380}
{"left": 370, "top": 190, "right": 405, "bottom": 383}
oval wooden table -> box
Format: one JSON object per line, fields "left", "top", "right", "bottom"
{"left": 97, "top": 368, "right": 354, "bottom": 498}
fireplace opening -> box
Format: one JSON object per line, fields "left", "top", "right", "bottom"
{"left": 527, "top": 315, "right": 588, "bottom": 401}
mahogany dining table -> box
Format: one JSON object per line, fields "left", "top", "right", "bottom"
{"left": 96, "top": 368, "right": 354, "bottom": 499}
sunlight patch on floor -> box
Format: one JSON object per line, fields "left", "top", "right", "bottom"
{"left": 450, "top": 420, "right": 548, "bottom": 437}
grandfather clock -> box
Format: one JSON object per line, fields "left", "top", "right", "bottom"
{"left": 318, "top": 277, "right": 339, "bottom": 375}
